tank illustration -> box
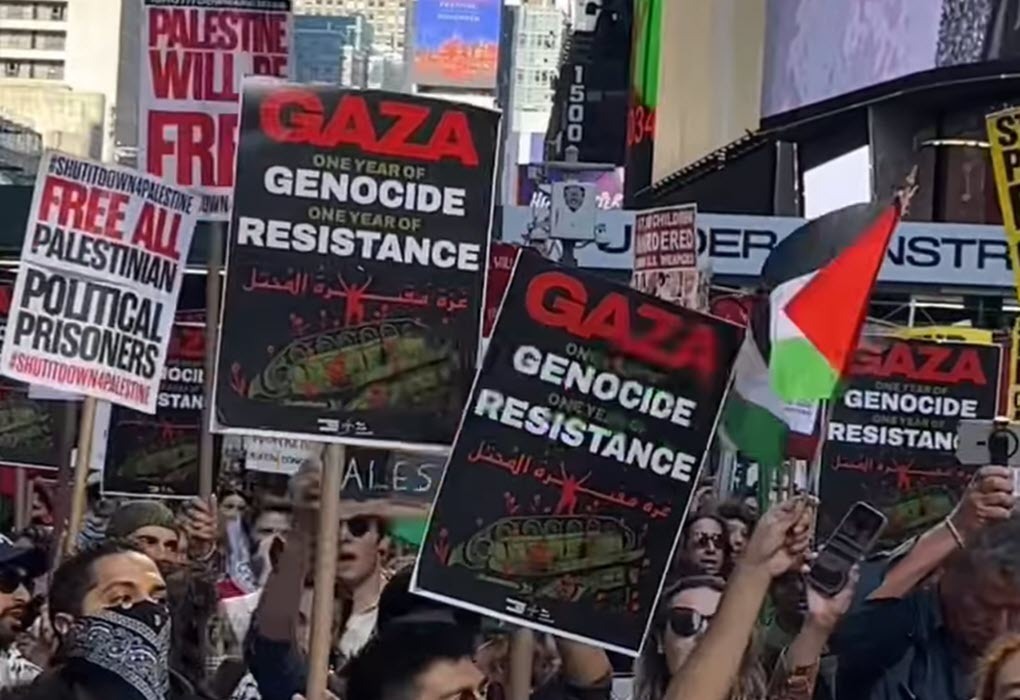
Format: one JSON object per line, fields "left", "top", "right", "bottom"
{"left": 880, "top": 488, "right": 956, "bottom": 545}
{"left": 117, "top": 440, "right": 198, "bottom": 487}
{"left": 0, "top": 401, "right": 52, "bottom": 450}
{"left": 449, "top": 516, "right": 646, "bottom": 601}
{"left": 246, "top": 319, "right": 459, "bottom": 408}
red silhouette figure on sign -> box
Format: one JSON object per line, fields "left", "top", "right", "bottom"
{"left": 554, "top": 465, "right": 591, "bottom": 515}
{"left": 339, "top": 275, "right": 373, "bottom": 326}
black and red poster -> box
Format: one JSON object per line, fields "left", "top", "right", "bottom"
{"left": 213, "top": 82, "right": 500, "bottom": 450}
{"left": 820, "top": 338, "right": 1001, "bottom": 546}
{"left": 103, "top": 324, "right": 210, "bottom": 498}
{"left": 411, "top": 253, "right": 742, "bottom": 654}
{"left": 0, "top": 274, "right": 62, "bottom": 470}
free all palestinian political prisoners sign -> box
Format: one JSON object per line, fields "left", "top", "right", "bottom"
{"left": 412, "top": 253, "right": 742, "bottom": 654}
{"left": 0, "top": 152, "right": 199, "bottom": 414}
{"left": 213, "top": 81, "right": 500, "bottom": 450}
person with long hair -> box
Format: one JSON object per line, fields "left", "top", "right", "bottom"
{"left": 644, "top": 497, "right": 856, "bottom": 700}
{"left": 976, "top": 632, "right": 1020, "bottom": 700}
{"left": 676, "top": 511, "right": 732, "bottom": 577}
{"left": 633, "top": 576, "right": 766, "bottom": 700}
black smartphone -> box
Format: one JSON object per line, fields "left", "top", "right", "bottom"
{"left": 807, "top": 501, "right": 887, "bottom": 596}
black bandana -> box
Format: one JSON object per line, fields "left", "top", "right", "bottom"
{"left": 63, "top": 600, "right": 171, "bottom": 700}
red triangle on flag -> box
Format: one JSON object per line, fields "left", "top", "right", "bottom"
{"left": 784, "top": 204, "right": 900, "bottom": 379}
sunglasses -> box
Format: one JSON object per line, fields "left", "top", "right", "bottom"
{"left": 692, "top": 533, "right": 724, "bottom": 549}
{"left": 668, "top": 607, "right": 713, "bottom": 638}
{"left": 341, "top": 516, "right": 376, "bottom": 538}
{"left": 0, "top": 567, "right": 29, "bottom": 595}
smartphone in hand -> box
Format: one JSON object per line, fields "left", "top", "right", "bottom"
{"left": 807, "top": 501, "right": 887, "bottom": 596}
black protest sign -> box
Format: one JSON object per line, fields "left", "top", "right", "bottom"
{"left": 213, "top": 82, "right": 500, "bottom": 450}
{"left": 820, "top": 337, "right": 1001, "bottom": 545}
{"left": 0, "top": 277, "right": 62, "bottom": 470}
{"left": 103, "top": 324, "right": 213, "bottom": 498}
{"left": 341, "top": 448, "right": 444, "bottom": 509}
{"left": 412, "top": 253, "right": 742, "bottom": 655}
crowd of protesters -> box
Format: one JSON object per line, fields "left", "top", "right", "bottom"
{"left": 0, "top": 461, "right": 1015, "bottom": 700}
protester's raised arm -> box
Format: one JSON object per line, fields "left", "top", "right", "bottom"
{"left": 255, "top": 463, "right": 319, "bottom": 641}
{"left": 767, "top": 567, "right": 858, "bottom": 700}
{"left": 664, "top": 497, "right": 813, "bottom": 700}
{"left": 867, "top": 465, "right": 1013, "bottom": 601}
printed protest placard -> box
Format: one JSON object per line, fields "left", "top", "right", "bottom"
{"left": 631, "top": 204, "right": 698, "bottom": 306}
{"left": 412, "top": 253, "right": 742, "bottom": 654}
{"left": 987, "top": 108, "right": 1020, "bottom": 301}
{"left": 0, "top": 152, "right": 199, "bottom": 414}
{"left": 102, "top": 324, "right": 212, "bottom": 498}
{"left": 1011, "top": 319, "right": 1020, "bottom": 419}
{"left": 213, "top": 82, "right": 500, "bottom": 450}
{"left": 139, "top": 0, "right": 293, "bottom": 220}
{"left": 820, "top": 337, "right": 1001, "bottom": 545}
{"left": 0, "top": 274, "right": 63, "bottom": 470}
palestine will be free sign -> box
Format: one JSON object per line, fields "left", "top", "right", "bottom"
{"left": 820, "top": 337, "right": 1001, "bottom": 544}
{"left": 213, "top": 81, "right": 500, "bottom": 450}
{"left": 412, "top": 253, "right": 742, "bottom": 654}
{"left": 0, "top": 152, "right": 199, "bottom": 414}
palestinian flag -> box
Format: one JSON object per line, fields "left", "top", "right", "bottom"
{"left": 721, "top": 298, "right": 789, "bottom": 466}
{"left": 763, "top": 200, "right": 902, "bottom": 402}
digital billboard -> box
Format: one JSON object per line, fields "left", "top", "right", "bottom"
{"left": 762, "top": 0, "right": 1020, "bottom": 119}
{"left": 413, "top": 0, "right": 501, "bottom": 89}
{"left": 624, "top": 0, "right": 662, "bottom": 202}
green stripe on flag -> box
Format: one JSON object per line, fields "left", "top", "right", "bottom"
{"left": 771, "top": 337, "right": 839, "bottom": 402}
{"left": 722, "top": 391, "right": 786, "bottom": 467}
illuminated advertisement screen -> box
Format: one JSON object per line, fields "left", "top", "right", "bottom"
{"left": 413, "top": 0, "right": 501, "bottom": 89}
{"left": 762, "top": 0, "right": 1020, "bottom": 119}
{"left": 624, "top": 0, "right": 662, "bottom": 202}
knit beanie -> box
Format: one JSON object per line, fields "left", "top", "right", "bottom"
{"left": 106, "top": 501, "right": 178, "bottom": 539}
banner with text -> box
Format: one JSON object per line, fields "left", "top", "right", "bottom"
{"left": 0, "top": 152, "right": 198, "bottom": 414}
{"left": 139, "top": 0, "right": 293, "bottom": 220}
{"left": 820, "top": 337, "right": 1001, "bottom": 546}
{"left": 242, "top": 436, "right": 321, "bottom": 475}
{"left": 213, "top": 82, "right": 500, "bottom": 450}
{"left": 102, "top": 324, "right": 211, "bottom": 498}
{"left": 341, "top": 448, "right": 445, "bottom": 521}
{"left": 986, "top": 107, "right": 1020, "bottom": 301}
{"left": 412, "top": 253, "right": 742, "bottom": 654}
{"left": 632, "top": 204, "right": 699, "bottom": 307}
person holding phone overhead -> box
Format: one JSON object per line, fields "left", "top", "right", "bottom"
{"left": 641, "top": 496, "right": 857, "bottom": 700}
{"left": 831, "top": 465, "right": 1018, "bottom": 700}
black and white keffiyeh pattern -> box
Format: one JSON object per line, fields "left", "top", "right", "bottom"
{"left": 64, "top": 602, "right": 171, "bottom": 700}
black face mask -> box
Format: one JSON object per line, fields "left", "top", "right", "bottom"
{"left": 63, "top": 600, "right": 171, "bottom": 700}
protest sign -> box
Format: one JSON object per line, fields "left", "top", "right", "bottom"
{"left": 987, "top": 107, "right": 1020, "bottom": 300}
{"left": 0, "top": 276, "right": 63, "bottom": 470}
{"left": 820, "top": 337, "right": 1001, "bottom": 545}
{"left": 1011, "top": 319, "right": 1020, "bottom": 419}
{"left": 102, "top": 324, "right": 212, "bottom": 498}
{"left": 341, "top": 448, "right": 444, "bottom": 510}
{"left": 412, "top": 253, "right": 742, "bottom": 654}
{"left": 0, "top": 152, "right": 198, "bottom": 414}
{"left": 139, "top": 0, "right": 293, "bottom": 220}
{"left": 213, "top": 82, "right": 500, "bottom": 450}
{"left": 242, "top": 436, "right": 321, "bottom": 475}
{"left": 483, "top": 243, "right": 519, "bottom": 339}
{"left": 631, "top": 204, "right": 700, "bottom": 307}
